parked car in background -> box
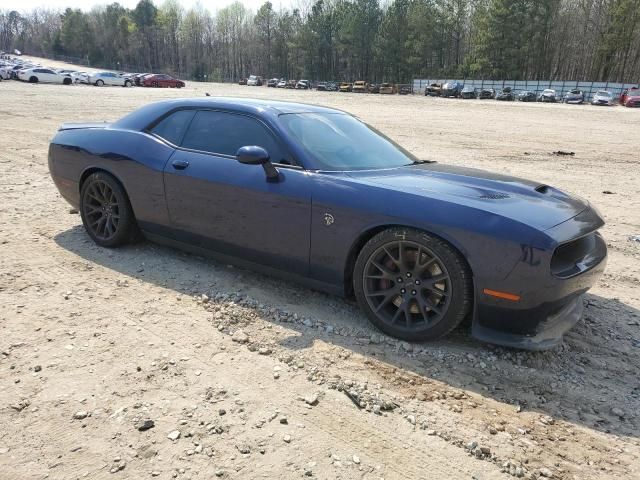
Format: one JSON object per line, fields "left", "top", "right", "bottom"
{"left": 239, "top": 78, "right": 247, "bottom": 85}
{"left": 620, "top": 87, "right": 640, "bottom": 107}
{"left": 563, "top": 89, "right": 584, "bottom": 104}
{"left": 379, "top": 83, "right": 395, "bottom": 94}
{"left": 142, "top": 74, "right": 184, "bottom": 88}
{"left": 368, "top": 83, "right": 380, "bottom": 94}
{"left": 460, "top": 85, "right": 476, "bottom": 99}
{"left": 10, "top": 64, "right": 35, "bottom": 79}
{"left": 296, "top": 79, "right": 311, "bottom": 89}
{"left": 247, "top": 75, "right": 263, "bottom": 86}
{"left": 285, "top": 80, "right": 297, "bottom": 89}
{"left": 276, "top": 79, "right": 286, "bottom": 88}
{"left": 538, "top": 89, "right": 557, "bottom": 103}
{"left": 398, "top": 84, "right": 412, "bottom": 95}
{"left": 352, "top": 80, "right": 367, "bottom": 93}
{"left": 495, "top": 87, "right": 514, "bottom": 101}
{"left": 0, "top": 65, "right": 12, "bottom": 79}
{"left": 89, "top": 71, "right": 132, "bottom": 87}
{"left": 591, "top": 90, "right": 615, "bottom": 106}
{"left": 57, "top": 69, "right": 77, "bottom": 76}
{"left": 518, "top": 90, "right": 537, "bottom": 102}
{"left": 478, "top": 88, "right": 495, "bottom": 99}
{"left": 425, "top": 83, "right": 442, "bottom": 96}
{"left": 267, "top": 78, "right": 279, "bottom": 87}
{"left": 316, "top": 81, "right": 328, "bottom": 91}
{"left": 339, "top": 82, "right": 352, "bottom": 92}
{"left": 326, "top": 81, "right": 339, "bottom": 91}
{"left": 134, "top": 73, "right": 150, "bottom": 86}
{"left": 441, "top": 82, "right": 463, "bottom": 97}
{"left": 18, "top": 67, "right": 73, "bottom": 85}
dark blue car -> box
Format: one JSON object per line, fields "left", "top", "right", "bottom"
{"left": 48, "top": 98, "right": 607, "bottom": 350}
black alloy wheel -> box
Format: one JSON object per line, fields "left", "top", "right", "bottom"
{"left": 80, "top": 172, "right": 136, "bottom": 247}
{"left": 354, "top": 228, "right": 472, "bottom": 342}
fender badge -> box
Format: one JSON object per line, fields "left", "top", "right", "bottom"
{"left": 324, "top": 213, "right": 335, "bottom": 226}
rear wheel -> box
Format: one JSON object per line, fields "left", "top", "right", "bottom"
{"left": 63, "top": 77, "right": 72, "bottom": 85}
{"left": 29, "top": 76, "right": 38, "bottom": 83}
{"left": 80, "top": 172, "right": 136, "bottom": 248}
{"left": 124, "top": 80, "right": 131, "bottom": 87}
{"left": 152, "top": 81, "right": 158, "bottom": 88}
{"left": 96, "top": 79, "right": 104, "bottom": 86}
{"left": 353, "top": 228, "right": 472, "bottom": 342}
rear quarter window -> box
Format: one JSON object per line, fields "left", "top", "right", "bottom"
{"left": 150, "top": 110, "right": 196, "bottom": 146}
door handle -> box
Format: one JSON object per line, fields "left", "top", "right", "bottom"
{"left": 172, "top": 160, "right": 190, "bottom": 170}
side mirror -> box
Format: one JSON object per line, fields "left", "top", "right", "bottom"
{"left": 236, "top": 145, "right": 279, "bottom": 181}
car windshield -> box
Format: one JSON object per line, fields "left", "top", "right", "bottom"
{"left": 596, "top": 91, "right": 612, "bottom": 97}
{"left": 543, "top": 90, "right": 555, "bottom": 94}
{"left": 279, "top": 112, "right": 417, "bottom": 171}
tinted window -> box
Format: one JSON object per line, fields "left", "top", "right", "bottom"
{"left": 150, "top": 110, "right": 196, "bottom": 145}
{"left": 181, "top": 111, "right": 289, "bottom": 163}
{"left": 279, "top": 112, "right": 415, "bottom": 170}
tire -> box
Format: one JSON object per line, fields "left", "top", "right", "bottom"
{"left": 96, "top": 79, "right": 104, "bottom": 86}
{"left": 124, "top": 80, "right": 131, "bottom": 87}
{"left": 152, "top": 81, "right": 158, "bottom": 88}
{"left": 353, "top": 227, "right": 472, "bottom": 342}
{"left": 80, "top": 172, "right": 137, "bottom": 248}
{"left": 63, "top": 77, "right": 72, "bottom": 85}
{"left": 29, "top": 76, "right": 38, "bottom": 83}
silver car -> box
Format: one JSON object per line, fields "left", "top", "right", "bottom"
{"left": 591, "top": 90, "right": 615, "bottom": 106}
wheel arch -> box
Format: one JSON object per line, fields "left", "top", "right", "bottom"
{"left": 78, "top": 166, "right": 140, "bottom": 231}
{"left": 343, "top": 223, "right": 475, "bottom": 298}
{"left": 79, "top": 166, "right": 129, "bottom": 200}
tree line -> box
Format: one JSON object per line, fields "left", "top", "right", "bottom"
{"left": 1, "top": 0, "right": 639, "bottom": 84}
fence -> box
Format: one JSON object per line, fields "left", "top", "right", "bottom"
{"left": 412, "top": 78, "right": 639, "bottom": 101}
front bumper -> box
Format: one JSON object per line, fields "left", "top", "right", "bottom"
{"left": 472, "top": 294, "right": 585, "bottom": 350}
{"left": 471, "top": 211, "right": 607, "bottom": 350}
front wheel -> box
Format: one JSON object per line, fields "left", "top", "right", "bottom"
{"left": 124, "top": 80, "right": 131, "bottom": 87}
{"left": 96, "top": 79, "right": 104, "bottom": 86}
{"left": 353, "top": 228, "right": 472, "bottom": 342}
{"left": 80, "top": 172, "right": 137, "bottom": 248}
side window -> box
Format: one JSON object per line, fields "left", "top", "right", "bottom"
{"left": 150, "top": 110, "right": 196, "bottom": 145}
{"left": 181, "top": 111, "right": 289, "bottom": 163}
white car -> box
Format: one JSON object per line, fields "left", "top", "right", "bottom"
{"left": 247, "top": 75, "right": 263, "bottom": 86}
{"left": 276, "top": 80, "right": 287, "bottom": 88}
{"left": 0, "top": 65, "right": 12, "bottom": 79}
{"left": 18, "top": 67, "right": 73, "bottom": 84}
{"left": 591, "top": 90, "right": 615, "bottom": 106}
{"left": 88, "top": 71, "right": 132, "bottom": 87}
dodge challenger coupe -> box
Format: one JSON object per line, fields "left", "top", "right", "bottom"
{"left": 49, "top": 98, "right": 607, "bottom": 350}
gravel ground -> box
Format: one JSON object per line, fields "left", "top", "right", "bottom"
{"left": 1, "top": 63, "right": 639, "bottom": 480}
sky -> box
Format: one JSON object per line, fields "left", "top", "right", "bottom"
{"left": 4, "top": 0, "right": 284, "bottom": 14}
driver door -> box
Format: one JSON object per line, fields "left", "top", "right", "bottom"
{"left": 160, "top": 109, "right": 312, "bottom": 275}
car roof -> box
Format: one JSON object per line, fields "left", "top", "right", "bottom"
{"left": 112, "top": 97, "right": 342, "bottom": 131}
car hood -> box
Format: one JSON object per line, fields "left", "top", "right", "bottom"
{"left": 344, "top": 164, "right": 589, "bottom": 230}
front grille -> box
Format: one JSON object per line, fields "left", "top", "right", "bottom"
{"left": 551, "top": 232, "right": 605, "bottom": 278}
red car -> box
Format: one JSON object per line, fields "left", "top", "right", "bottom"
{"left": 142, "top": 74, "right": 185, "bottom": 88}
{"left": 620, "top": 87, "right": 640, "bottom": 107}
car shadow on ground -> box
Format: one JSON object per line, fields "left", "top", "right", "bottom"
{"left": 54, "top": 225, "right": 640, "bottom": 440}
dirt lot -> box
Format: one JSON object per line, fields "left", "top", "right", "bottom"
{"left": 1, "top": 67, "right": 639, "bottom": 480}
